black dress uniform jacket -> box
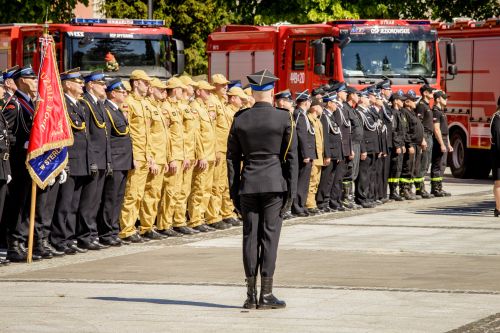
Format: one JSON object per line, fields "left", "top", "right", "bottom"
{"left": 333, "top": 103, "right": 352, "bottom": 157}
{"left": 0, "top": 111, "right": 11, "bottom": 180}
{"left": 344, "top": 102, "right": 363, "bottom": 144}
{"left": 401, "top": 107, "right": 424, "bottom": 146}
{"left": 104, "top": 100, "right": 133, "bottom": 171}
{"left": 321, "top": 109, "right": 343, "bottom": 160}
{"left": 391, "top": 107, "right": 406, "bottom": 149}
{"left": 227, "top": 102, "right": 298, "bottom": 197}
{"left": 293, "top": 107, "right": 317, "bottom": 161}
{"left": 65, "top": 95, "right": 91, "bottom": 176}
{"left": 81, "top": 92, "right": 111, "bottom": 170}
{"left": 357, "top": 106, "right": 381, "bottom": 154}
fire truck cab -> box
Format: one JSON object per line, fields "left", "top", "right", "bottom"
{"left": 207, "top": 20, "right": 456, "bottom": 93}
{"left": 0, "top": 18, "right": 185, "bottom": 79}
{"left": 435, "top": 18, "right": 500, "bottom": 178}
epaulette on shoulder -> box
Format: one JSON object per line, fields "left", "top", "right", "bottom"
{"left": 234, "top": 107, "right": 250, "bottom": 117}
{"left": 4, "top": 103, "right": 16, "bottom": 111}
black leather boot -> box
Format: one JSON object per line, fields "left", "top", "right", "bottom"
{"left": 341, "top": 182, "right": 354, "bottom": 209}
{"left": 34, "top": 239, "right": 53, "bottom": 259}
{"left": 439, "top": 182, "right": 451, "bottom": 197}
{"left": 389, "top": 183, "right": 404, "bottom": 201}
{"left": 6, "top": 238, "right": 27, "bottom": 262}
{"left": 401, "top": 183, "right": 413, "bottom": 200}
{"left": 42, "top": 239, "right": 65, "bottom": 257}
{"left": 258, "top": 277, "right": 286, "bottom": 309}
{"left": 431, "top": 181, "right": 445, "bottom": 197}
{"left": 243, "top": 277, "right": 258, "bottom": 309}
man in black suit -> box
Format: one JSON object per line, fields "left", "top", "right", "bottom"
{"left": 79, "top": 71, "right": 112, "bottom": 250}
{"left": 227, "top": 69, "right": 298, "bottom": 310}
{"left": 291, "top": 90, "right": 314, "bottom": 217}
{"left": 97, "top": 79, "right": 133, "bottom": 246}
{"left": 51, "top": 68, "right": 91, "bottom": 255}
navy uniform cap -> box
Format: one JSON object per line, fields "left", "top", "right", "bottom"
{"left": 295, "top": 89, "right": 310, "bottom": 102}
{"left": 322, "top": 91, "right": 337, "bottom": 102}
{"left": 312, "top": 87, "right": 324, "bottom": 96}
{"left": 377, "top": 79, "right": 392, "bottom": 90}
{"left": 359, "top": 89, "right": 370, "bottom": 98}
{"left": 275, "top": 89, "right": 292, "bottom": 101}
{"left": 228, "top": 80, "right": 242, "bottom": 90}
{"left": 3, "top": 65, "right": 20, "bottom": 80}
{"left": 60, "top": 67, "right": 83, "bottom": 82}
{"left": 406, "top": 89, "right": 419, "bottom": 101}
{"left": 346, "top": 86, "right": 359, "bottom": 95}
{"left": 391, "top": 89, "right": 407, "bottom": 101}
{"left": 84, "top": 70, "right": 106, "bottom": 83}
{"left": 106, "top": 78, "right": 126, "bottom": 92}
{"left": 310, "top": 99, "right": 324, "bottom": 108}
{"left": 333, "top": 81, "right": 347, "bottom": 93}
{"left": 367, "top": 86, "right": 379, "bottom": 96}
{"left": 433, "top": 90, "right": 448, "bottom": 100}
{"left": 246, "top": 69, "right": 278, "bottom": 91}
{"left": 11, "top": 66, "right": 36, "bottom": 80}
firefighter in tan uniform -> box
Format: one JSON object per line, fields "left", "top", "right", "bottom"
{"left": 187, "top": 80, "right": 218, "bottom": 232}
{"left": 205, "top": 74, "right": 237, "bottom": 230}
{"left": 243, "top": 86, "right": 255, "bottom": 108}
{"left": 156, "top": 77, "right": 187, "bottom": 237}
{"left": 136, "top": 78, "right": 169, "bottom": 240}
{"left": 306, "top": 100, "right": 330, "bottom": 214}
{"left": 119, "top": 70, "right": 153, "bottom": 243}
{"left": 169, "top": 75, "right": 200, "bottom": 235}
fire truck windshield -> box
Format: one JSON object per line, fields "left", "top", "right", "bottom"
{"left": 341, "top": 40, "right": 436, "bottom": 79}
{"left": 66, "top": 34, "right": 170, "bottom": 78}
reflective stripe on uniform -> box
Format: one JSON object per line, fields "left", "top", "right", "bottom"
{"left": 387, "top": 178, "right": 399, "bottom": 183}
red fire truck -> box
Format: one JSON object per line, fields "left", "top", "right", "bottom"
{"left": 0, "top": 18, "right": 185, "bottom": 79}
{"left": 435, "top": 18, "right": 500, "bottom": 178}
{"left": 207, "top": 19, "right": 456, "bottom": 94}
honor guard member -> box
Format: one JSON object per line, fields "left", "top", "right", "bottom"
{"left": 369, "top": 89, "right": 389, "bottom": 204}
{"left": 387, "top": 90, "right": 407, "bottom": 201}
{"left": 119, "top": 70, "right": 153, "bottom": 243}
{"left": 97, "top": 79, "right": 133, "bottom": 246}
{"left": 291, "top": 90, "right": 314, "bottom": 217}
{"left": 227, "top": 69, "right": 298, "bottom": 310}
{"left": 206, "top": 74, "right": 235, "bottom": 230}
{"left": 3, "top": 66, "right": 47, "bottom": 261}
{"left": 79, "top": 70, "right": 112, "bottom": 250}
{"left": 156, "top": 77, "right": 186, "bottom": 237}
{"left": 342, "top": 86, "right": 363, "bottom": 209}
{"left": 136, "top": 78, "right": 169, "bottom": 240}
{"left": 491, "top": 98, "right": 500, "bottom": 217}
{"left": 275, "top": 90, "right": 294, "bottom": 113}
{"left": 400, "top": 90, "right": 424, "bottom": 200}
{"left": 378, "top": 80, "right": 396, "bottom": 201}
{"left": 306, "top": 100, "right": 330, "bottom": 215}
{"left": 187, "top": 80, "right": 218, "bottom": 232}
{"left": 330, "top": 82, "right": 353, "bottom": 211}
{"left": 0, "top": 76, "right": 6, "bottom": 106}
{"left": 0, "top": 77, "right": 11, "bottom": 264}
{"left": 415, "top": 84, "right": 434, "bottom": 198}
{"left": 354, "top": 90, "right": 380, "bottom": 208}
{"left": 316, "top": 91, "right": 343, "bottom": 212}
{"left": 2, "top": 65, "right": 19, "bottom": 99}
{"left": 430, "top": 90, "right": 453, "bottom": 197}
{"left": 170, "top": 75, "right": 200, "bottom": 235}
{"left": 52, "top": 68, "right": 92, "bottom": 254}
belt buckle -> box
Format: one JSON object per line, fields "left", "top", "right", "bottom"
{"left": 3, "top": 153, "right": 9, "bottom": 161}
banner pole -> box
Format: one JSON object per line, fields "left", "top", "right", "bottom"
{"left": 26, "top": 181, "right": 37, "bottom": 264}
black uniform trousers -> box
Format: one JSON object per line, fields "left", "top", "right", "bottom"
{"left": 330, "top": 158, "right": 348, "bottom": 208}
{"left": 0, "top": 180, "right": 8, "bottom": 244}
{"left": 375, "top": 154, "right": 385, "bottom": 200}
{"left": 418, "top": 132, "right": 433, "bottom": 179}
{"left": 382, "top": 148, "right": 392, "bottom": 199}
{"left": 389, "top": 149, "right": 404, "bottom": 182}
{"left": 316, "top": 160, "right": 339, "bottom": 209}
{"left": 431, "top": 137, "right": 448, "bottom": 180}
{"left": 401, "top": 144, "right": 422, "bottom": 182}
{"left": 241, "top": 192, "right": 283, "bottom": 278}
{"left": 97, "top": 170, "right": 128, "bottom": 242}
{"left": 356, "top": 153, "right": 376, "bottom": 204}
{"left": 84, "top": 170, "right": 106, "bottom": 243}
{"left": 291, "top": 161, "right": 312, "bottom": 214}
{"left": 74, "top": 174, "right": 97, "bottom": 246}
{"left": 39, "top": 183, "right": 60, "bottom": 240}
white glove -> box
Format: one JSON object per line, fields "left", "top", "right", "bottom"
{"left": 6, "top": 175, "right": 11, "bottom": 184}
{"left": 48, "top": 177, "right": 55, "bottom": 186}
{"left": 59, "top": 170, "right": 67, "bottom": 184}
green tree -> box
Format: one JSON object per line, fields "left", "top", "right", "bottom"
{"left": 103, "top": 0, "right": 235, "bottom": 75}
{"left": 0, "top": 0, "right": 88, "bottom": 23}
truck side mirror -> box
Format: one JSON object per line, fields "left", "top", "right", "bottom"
{"left": 173, "top": 38, "right": 185, "bottom": 75}
{"left": 313, "top": 40, "right": 326, "bottom": 67}
{"left": 338, "top": 37, "right": 351, "bottom": 50}
{"left": 448, "top": 64, "right": 457, "bottom": 76}
{"left": 446, "top": 42, "right": 456, "bottom": 65}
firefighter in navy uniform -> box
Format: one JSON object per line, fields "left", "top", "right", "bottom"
{"left": 51, "top": 68, "right": 92, "bottom": 255}
{"left": 430, "top": 90, "right": 453, "bottom": 197}
{"left": 291, "top": 90, "right": 314, "bottom": 217}
{"left": 0, "top": 81, "right": 11, "bottom": 265}
{"left": 227, "top": 69, "right": 298, "bottom": 310}
{"left": 400, "top": 90, "right": 424, "bottom": 200}
{"left": 415, "top": 84, "right": 434, "bottom": 199}
{"left": 79, "top": 70, "right": 112, "bottom": 250}
{"left": 387, "top": 90, "right": 407, "bottom": 201}
{"left": 97, "top": 79, "right": 133, "bottom": 246}
{"left": 378, "top": 80, "right": 396, "bottom": 202}
{"left": 316, "top": 91, "right": 343, "bottom": 212}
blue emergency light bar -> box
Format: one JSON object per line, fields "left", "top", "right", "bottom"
{"left": 70, "top": 18, "right": 165, "bottom": 27}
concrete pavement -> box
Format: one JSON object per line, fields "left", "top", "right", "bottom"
{"left": 0, "top": 176, "right": 499, "bottom": 332}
